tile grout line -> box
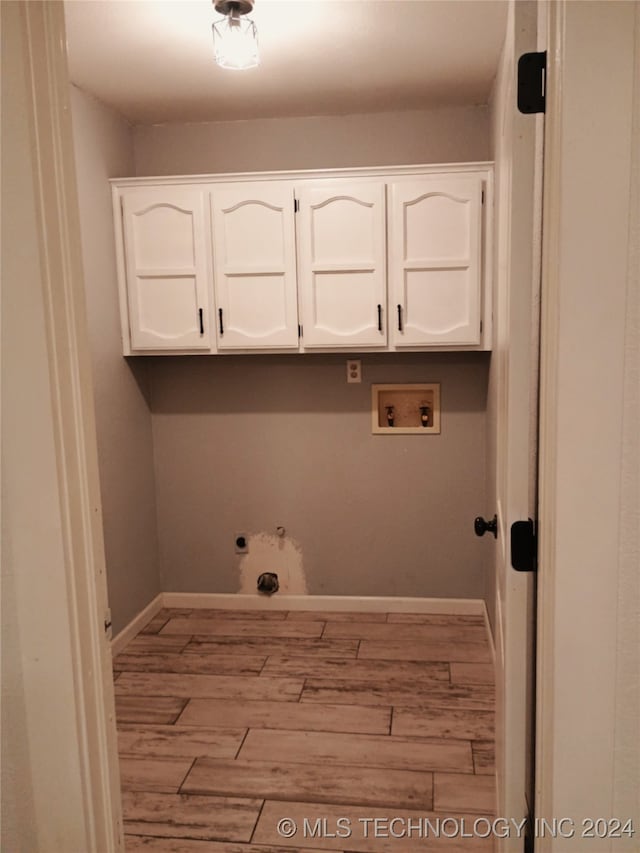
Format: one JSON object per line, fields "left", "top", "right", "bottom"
{"left": 180, "top": 724, "right": 398, "bottom": 738}
{"left": 297, "top": 677, "right": 307, "bottom": 703}
{"left": 178, "top": 634, "right": 195, "bottom": 656}
{"left": 172, "top": 698, "right": 191, "bottom": 726}
{"left": 234, "top": 727, "right": 251, "bottom": 760}
{"left": 176, "top": 756, "right": 198, "bottom": 794}
{"left": 248, "top": 798, "right": 267, "bottom": 844}
{"left": 467, "top": 739, "right": 476, "bottom": 775}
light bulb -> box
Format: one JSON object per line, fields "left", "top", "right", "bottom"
{"left": 212, "top": 11, "right": 259, "bottom": 70}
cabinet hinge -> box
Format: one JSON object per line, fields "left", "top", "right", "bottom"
{"left": 298, "top": 324, "right": 303, "bottom": 337}
{"left": 294, "top": 198, "right": 299, "bottom": 213}
{"left": 481, "top": 190, "right": 485, "bottom": 205}
{"left": 517, "top": 51, "right": 547, "bottom": 114}
{"left": 480, "top": 320, "right": 483, "bottom": 334}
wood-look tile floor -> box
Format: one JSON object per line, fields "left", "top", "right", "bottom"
{"left": 114, "top": 608, "right": 496, "bottom": 852}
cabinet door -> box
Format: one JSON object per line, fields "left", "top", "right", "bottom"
{"left": 297, "top": 182, "right": 387, "bottom": 348}
{"left": 389, "top": 175, "right": 483, "bottom": 346}
{"left": 211, "top": 183, "right": 298, "bottom": 349}
{"left": 121, "top": 188, "right": 211, "bottom": 351}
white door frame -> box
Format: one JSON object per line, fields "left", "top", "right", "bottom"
{"left": 536, "top": 0, "right": 639, "bottom": 848}
{"left": 5, "top": 2, "right": 123, "bottom": 849}
{"left": 10, "top": 0, "right": 638, "bottom": 848}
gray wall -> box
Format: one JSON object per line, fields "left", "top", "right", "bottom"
{"left": 133, "top": 105, "right": 490, "bottom": 176}
{"left": 69, "top": 99, "right": 492, "bottom": 616}
{"left": 150, "top": 354, "right": 489, "bottom": 598}
{"left": 71, "top": 86, "right": 161, "bottom": 633}
{"left": 134, "top": 102, "right": 492, "bottom": 603}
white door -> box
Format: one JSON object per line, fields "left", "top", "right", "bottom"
{"left": 121, "top": 187, "right": 211, "bottom": 351}
{"left": 490, "top": 1, "right": 543, "bottom": 846}
{"left": 211, "top": 182, "right": 298, "bottom": 349}
{"left": 389, "top": 174, "right": 483, "bottom": 347}
{"left": 297, "top": 181, "right": 387, "bottom": 348}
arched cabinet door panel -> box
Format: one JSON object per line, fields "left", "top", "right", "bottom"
{"left": 211, "top": 182, "right": 299, "bottom": 349}
{"left": 389, "top": 176, "right": 483, "bottom": 347}
{"left": 296, "top": 181, "right": 387, "bottom": 348}
{"left": 121, "top": 188, "right": 211, "bottom": 351}
{"left": 114, "top": 167, "right": 490, "bottom": 355}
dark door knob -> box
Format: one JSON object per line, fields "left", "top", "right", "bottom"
{"left": 475, "top": 514, "right": 498, "bottom": 538}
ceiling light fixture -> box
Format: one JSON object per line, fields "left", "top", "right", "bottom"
{"left": 212, "top": 0, "right": 259, "bottom": 71}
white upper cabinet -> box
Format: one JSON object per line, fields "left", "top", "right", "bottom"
{"left": 389, "top": 175, "right": 483, "bottom": 347}
{"left": 296, "top": 182, "right": 387, "bottom": 348}
{"left": 121, "top": 187, "right": 211, "bottom": 351}
{"left": 113, "top": 165, "right": 491, "bottom": 355}
{"left": 211, "top": 182, "right": 299, "bottom": 349}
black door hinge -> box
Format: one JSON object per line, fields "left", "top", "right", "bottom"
{"left": 298, "top": 324, "right": 302, "bottom": 337}
{"left": 524, "top": 831, "right": 534, "bottom": 853}
{"left": 511, "top": 519, "right": 538, "bottom": 572}
{"left": 294, "top": 198, "right": 299, "bottom": 213}
{"left": 517, "top": 51, "right": 547, "bottom": 114}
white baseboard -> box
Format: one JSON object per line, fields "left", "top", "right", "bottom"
{"left": 111, "top": 593, "right": 163, "bottom": 656}
{"left": 482, "top": 599, "right": 497, "bottom": 667}
{"left": 162, "top": 592, "right": 485, "bottom": 615}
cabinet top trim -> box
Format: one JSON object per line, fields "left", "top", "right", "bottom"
{"left": 110, "top": 161, "right": 494, "bottom": 188}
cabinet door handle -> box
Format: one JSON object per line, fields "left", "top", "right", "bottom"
{"left": 377, "top": 304, "right": 382, "bottom": 332}
{"left": 218, "top": 308, "right": 224, "bottom": 335}
{"left": 198, "top": 308, "right": 204, "bottom": 335}
{"left": 397, "top": 304, "right": 403, "bottom": 332}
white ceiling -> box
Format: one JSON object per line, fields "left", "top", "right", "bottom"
{"left": 65, "top": 0, "right": 507, "bottom": 124}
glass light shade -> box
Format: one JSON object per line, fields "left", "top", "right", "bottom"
{"left": 212, "top": 14, "right": 259, "bottom": 70}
